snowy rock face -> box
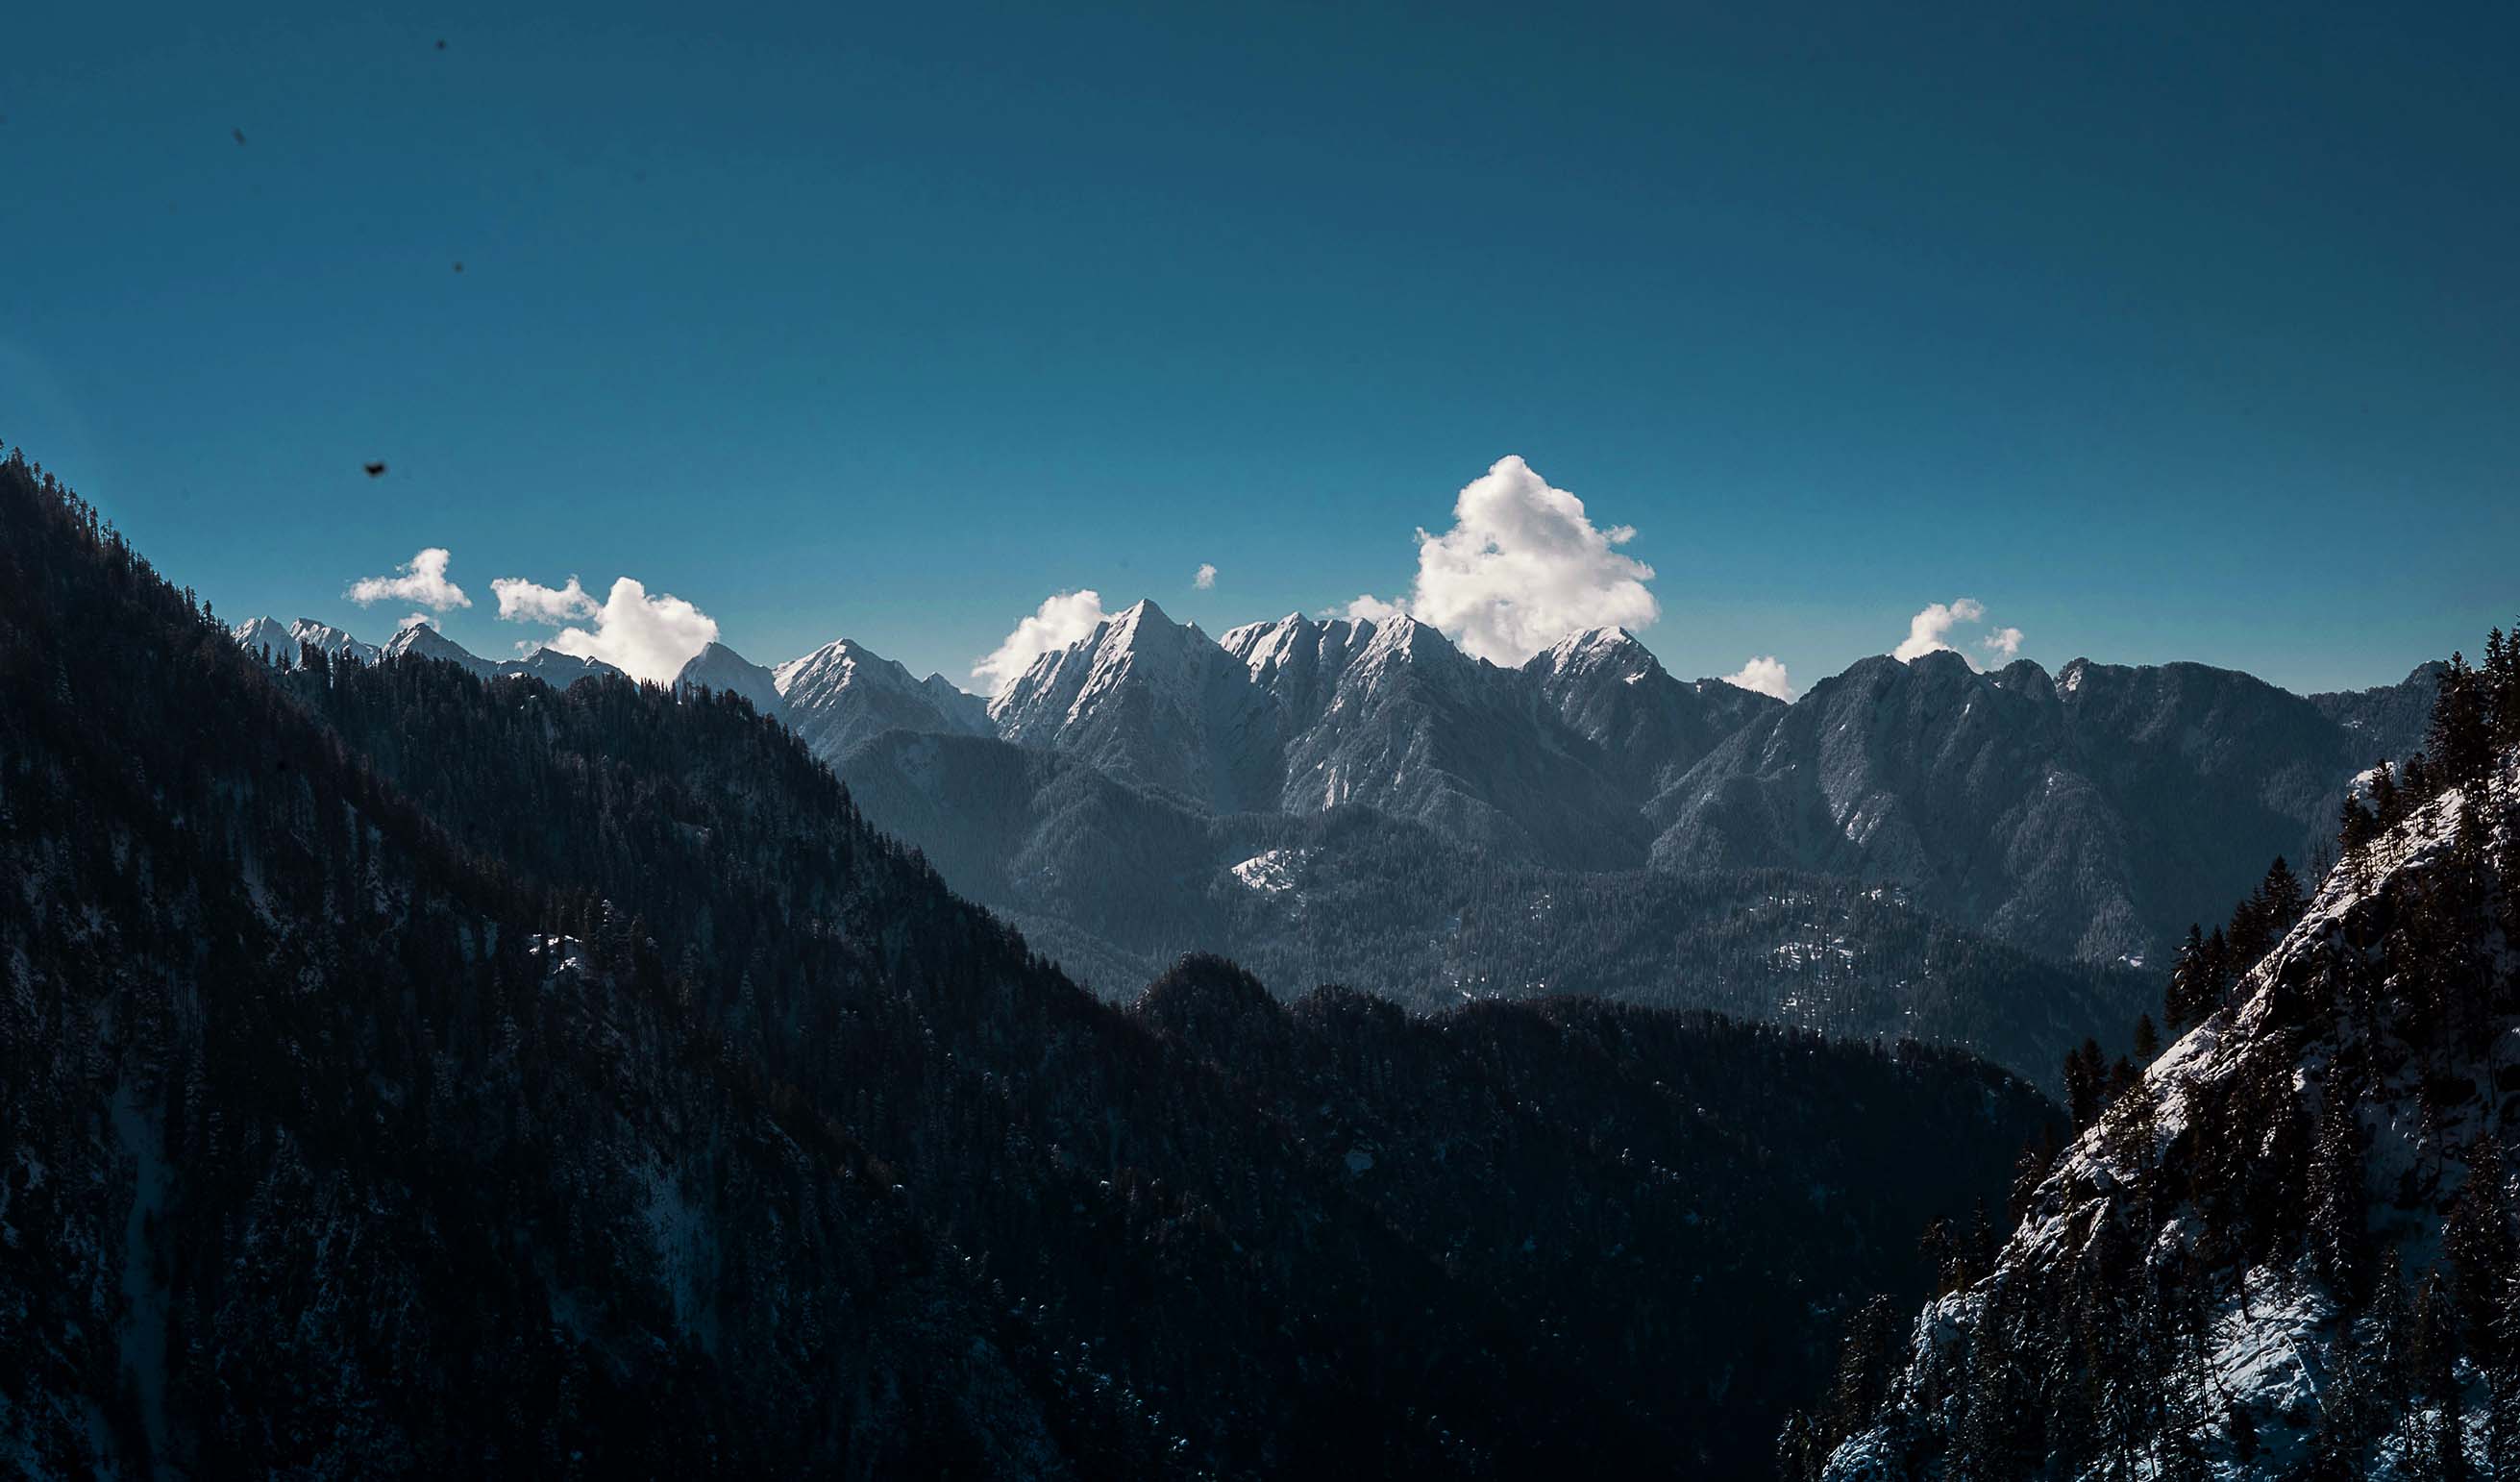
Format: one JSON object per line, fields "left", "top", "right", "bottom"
{"left": 983, "top": 605, "right": 1766, "bottom": 866}
{"left": 989, "top": 600, "right": 1278, "bottom": 810}
{"left": 1523, "top": 626, "right": 1778, "bottom": 796}
{"left": 1811, "top": 751, "right": 2520, "bottom": 1481}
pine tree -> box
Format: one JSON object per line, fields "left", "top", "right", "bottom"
{"left": 2489, "top": 1265, "right": 2520, "bottom": 1482}
{"left": 2433, "top": 652, "right": 2497, "bottom": 796}
{"left": 2164, "top": 925, "right": 2211, "bottom": 1031}
{"left": 1820, "top": 1295, "right": 1902, "bottom": 1454}
{"left": 2413, "top": 1270, "right": 2471, "bottom": 1481}
{"left": 2063, "top": 1038, "right": 2109, "bottom": 1131}
{"left": 2308, "top": 1072, "right": 2370, "bottom": 1301}
{"left": 2448, "top": 1134, "right": 2516, "bottom": 1365}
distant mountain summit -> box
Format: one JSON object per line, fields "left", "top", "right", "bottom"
{"left": 673, "top": 639, "right": 781, "bottom": 712}
{"left": 768, "top": 636, "right": 989, "bottom": 759}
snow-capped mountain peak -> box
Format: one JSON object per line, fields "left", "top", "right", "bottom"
{"left": 765, "top": 635, "right": 987, "bottom": 758}
{"left": 1538, "top": 625, "right": 1659, "bottom": 681}
{"left": 675, "top": 640, "right": 782, "bottom": 712}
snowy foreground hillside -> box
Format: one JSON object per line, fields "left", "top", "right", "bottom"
{"left": 1804, "top": 740, "right": 2520, "bottom": 1480}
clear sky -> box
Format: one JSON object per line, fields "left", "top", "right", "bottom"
{"left": 5, "top": 0, "right": 2513, "bottom": 694}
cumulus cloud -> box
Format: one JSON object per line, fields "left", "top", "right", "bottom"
{"left": 1346, "top": 456, "right": 1659, "bottom": 664}
{"left": 1891, "top": 597, "right": 2026, "bottom": 670}
{"left": 975, "top": 589, "right": 1107, "bottom": 694}
{"left": 347, "top": 547, "right": 470, "bottom": 611}
{"left": 485, "top": 576, "right": 721, "bottom": 683}
{"left": 491, "top": 575, "right": 601, "bottom": 624}
{"left": 1891, "top": 598, "right": 1988, "bottom": 661}
{"left": 1723, "top": 655, "right": 1796, "bottom": 702}
{"left": 1193, "top": 562, "right": 1217, "bottom": 591}
{"left": 397, "top": 611, "right": 435, "bottom": 631}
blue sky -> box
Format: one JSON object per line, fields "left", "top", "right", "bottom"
{"left": 5, "top": 0, "right": 2513, "bottom": 693}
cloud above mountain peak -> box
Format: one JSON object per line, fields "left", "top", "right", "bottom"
{"left": 1347, "top": 456, "right": 1660, "bottom": 664}
{"left": 975, "top": 589, "right": 1108, "bottom": 694}
{"left": 347, "top": 547, "right": 470, "bottom": 611}
{"left": 492, "top": 572, "right": 718, "bottom": 682}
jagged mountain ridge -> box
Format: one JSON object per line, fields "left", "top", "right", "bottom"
{"left": 1652, "top": 649, "right": 2442, "bottom": 965}
{"left": 231, "top": 613, "right": 623, "bottom": 688}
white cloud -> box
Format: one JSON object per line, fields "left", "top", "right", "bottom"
{"left": 397, "top": 611, "right": 435, "bottom": 631}
{"left": 347, "top": 547, "right": 470, "bottom": 611}
{"left": 1723, "top": 655, "right": 1796, "bottom": 702}
{"left": 1340, "top": 593, "right": 1408, "bottom": 624}
{"left": 1347, "top": 456, "right": 1659, "bottom": 664}
{"left": 1980, "top": 626, "right": 2025, "bottom": 662}
{"left": 491, "top": 575, "right": 601, "bottom": 624}
{"left": 975, "top": 589, "right": 1107, "bottom": 694}
{"left": 1891, "top": 598, "right": 1989, "bottom": 662}
{"left": 1193, "top": 562, "right": 1218, "bottom": 591}
{"left": 520, "top": 577, "right": 719, "bottom": 683}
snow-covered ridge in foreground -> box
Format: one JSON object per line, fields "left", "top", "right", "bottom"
{"left": 1816, "top": 749, "right": 2519, "bottom": 1481}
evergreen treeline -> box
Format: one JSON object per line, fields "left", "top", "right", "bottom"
{"left": 0, "top": 447, "right": 2055, "bottom": 1479}
{"left": 1784, "top": 620, "right": 2520, "bottom": 1480}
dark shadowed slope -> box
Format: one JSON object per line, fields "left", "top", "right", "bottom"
{"left": 1, "top": 450, "right": 2051, "bottom": 1479}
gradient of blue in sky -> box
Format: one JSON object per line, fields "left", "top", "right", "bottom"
{"left": 4, "top": 0, "right": 2513, "bottom": 692}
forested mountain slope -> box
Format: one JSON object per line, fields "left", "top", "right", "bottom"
{"left": 1799, "top": 639, "right": 2520, "bottom": 1480}
{"left": 0, "top": 448, "right": 2052, "bottom": 1479}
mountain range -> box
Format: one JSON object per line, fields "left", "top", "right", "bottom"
{"left": 232, "top": 613, "right": 627, "bottom": 688}
{"left": 229, "top": 597, "right": 2437, "bottom": 1087}
{"left": 672, "top": 598, "right": 2434, "bottom": 973}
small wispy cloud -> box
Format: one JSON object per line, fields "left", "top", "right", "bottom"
{"left": 975, "top": 589, "right": 1107, "bottom": 694}
{"left": 347, "top": 548, "right": 470, "bottom": 611}
{"left": 1193, "top": 562, "right": 1218, "bottom": 591}
{"left": 1980, "top": 626, "right": 2025, "bottom": 662}
{"left": 1723, "top": 655, "right": 1795, "bottom": 702}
